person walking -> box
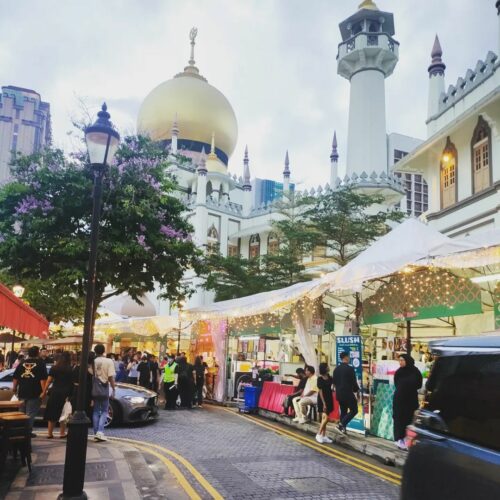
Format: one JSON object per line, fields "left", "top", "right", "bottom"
{"left": 150, "top": 354, "right": 160, "bottom": 393}
{"left": 162, "top": 355, "right": 178, "bottom": 410}
{"left": 333, "top": 352, "right": 360, "bottom": 434}
{"left": 12, "top": 346, "right": 48, "bottom": 437}
{"left": 193, "top": 356, "right": 207, "bottom": 408}
{"left": 137, "top": 355, "right": 151, "bottom": 389}
{"left": 41, "top": 351, "right": 73, "bottom": 439}
{"left": 293, "top": 365, "right": 318, "bottom": 424}
{"left": 393, "top": 354, "right": 423, "bottom": 450}
{"left": 91, "top": 344, "right": 116, "bottom": 442}
{"left": 316, "top": 362, "right": 334, "bottom": 443}
{"left": 126, "top": 354, "right": 139, "bottom": 385}
{"left": 72, "top": 352, "right": 94, "bottom": 419}
{"left": 175, "top": 356, "right": 194, "bottom": 409}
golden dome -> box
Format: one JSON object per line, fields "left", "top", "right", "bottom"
{"left": 137, "top": 30, "right": 238, "bottom": 163}
{"left": 358, "top": 0, "right": 379, "bottom": 10}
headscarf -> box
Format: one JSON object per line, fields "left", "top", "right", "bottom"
{"left": 399, "top": 354, "right": 415, "bottom": 368}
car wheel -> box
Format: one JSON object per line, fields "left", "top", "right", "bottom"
{"left": 105, "top": 400, "right": 122, "bottom": 427}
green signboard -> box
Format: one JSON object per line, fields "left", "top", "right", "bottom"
{"left": 494, "top": 284, "right": 500, "bottom": 330}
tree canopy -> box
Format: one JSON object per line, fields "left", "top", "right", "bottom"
{"left": 0, "top": 136, "right": 200, "bottom": 323}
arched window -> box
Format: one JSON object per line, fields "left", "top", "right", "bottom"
{"left": 267, "top": 232, "right": 279, "bottom": 255}
{"left": 471, "top": 116, "right": 491, "bottom": 193}
{"left": 206, "top": 181, "right": 213, "bottom": 199}
{"left": 207, "top": 224, "right": 219, "bottom": 254}
{"left": 249, "top": 234, "right": 260, "bottom": 259}
{"left": 440, "top": 137, "right": 457, "bottom": 209}
{"left": 368, "top": 21, "right": 379, "bottom": 32}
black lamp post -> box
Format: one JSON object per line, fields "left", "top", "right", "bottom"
{"left": 59, "top": 103, "right": 120, "bottom": 500}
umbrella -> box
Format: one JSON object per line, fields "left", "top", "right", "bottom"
{"left": 47, "top": 336, "right": 84, "bottom": 346}
{"left": 0, "top": 332, "right": 25, "bottom": 343}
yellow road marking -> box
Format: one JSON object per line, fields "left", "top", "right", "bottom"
{"left": 219, "top": 407, "right": 401, "bottom": 486}
{"left": 109, "top": 436, "right": 223, "bottom": 500}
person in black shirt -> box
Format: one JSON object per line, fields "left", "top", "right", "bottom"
{"left": 193, "top": 356, "right": 207, "bottom": 407}
{"left": 333, "top": 351, "right": 360, "bottom": 434}
{"left": 41, "top": 351, "right": 73, "bottom": 438}
{"left": 317, "top": 363, "right": 334, "bottom": 443}
{"left": 12, "top": 346, "right": 48, "bottom": 436}
{"left": 282, "top": 368, "right": 307, "bottom": 416}
{"left": 149, "top": 354, "right": 160, "bottom": 393}
{"left": 175, "top": 356, "right": 194, "bottom": 408}
{"left": 137, "top": 355, "right": 151, "bottom": 389}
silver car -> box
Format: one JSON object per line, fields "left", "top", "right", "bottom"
{"left": 0, "top": 368, "right": 159, "bottom": 426}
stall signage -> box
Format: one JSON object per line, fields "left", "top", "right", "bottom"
{"left": 335, "top": 335, "right": 365, "bottom": 434}
{"left": 311, "top": 318, "right": 325, "bottom": 335}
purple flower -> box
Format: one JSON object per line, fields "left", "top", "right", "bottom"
{"left": 136, "top": 234, "right": 150, "bottom": 250}
{"left": 15, "top": 195, "right": 53, "bottom": 215}
{"left": 160, "top": 225, "right": 184, "bottom": 239}
{"left": 139, "top": 224, "right": 146, "bottom": 232}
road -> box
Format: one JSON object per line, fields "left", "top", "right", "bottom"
{"left": 106, "top": 405, "right": 401, "bottom": 500}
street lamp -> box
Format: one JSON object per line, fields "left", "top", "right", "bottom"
{"left": 59, "top": 103, "right": 120, "bottom": 500}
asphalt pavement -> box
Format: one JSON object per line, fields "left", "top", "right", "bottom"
{"left": 106, "top": 405, "right": 401, "bottom": 500}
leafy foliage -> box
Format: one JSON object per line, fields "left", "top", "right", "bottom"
{"left": 0, "top": 136, "right": 200, "bottom": 323}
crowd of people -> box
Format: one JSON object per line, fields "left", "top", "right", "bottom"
{"left": 282, "top": 351, "right": 422, "bottom": 449}
{"left": 7, "top": 344, "right": 210, "bottom": 442}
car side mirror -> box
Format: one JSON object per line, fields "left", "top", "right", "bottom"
{"left": 414, "top": 409, "right": 448, "bottom": 433}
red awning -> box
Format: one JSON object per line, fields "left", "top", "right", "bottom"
{"left": 0, "top": 283, "right": 49, "bottom": 339}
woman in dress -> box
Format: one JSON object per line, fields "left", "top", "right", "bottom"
{"left": 393, "top": 354, "right": 423, "bottom": 450}
{"left": 316, "top": 362, "right": 334, "bottom": 443}
{"left": 42, "top": 351, "right": 73, "bottom": 438}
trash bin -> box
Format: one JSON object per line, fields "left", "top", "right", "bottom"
{"left": 243, "top": 385, "right": 262, "bottom": 410}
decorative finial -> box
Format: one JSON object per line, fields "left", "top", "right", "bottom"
{"left": 243, "top": 146, "right": 251, "bottom": 188}
{"left": 283, "top": 150, "right": 290, "bottom": 177}
{"left": 244, "top": 145, "right": 249, "bottom": 163}
{"left": 172, "top": 113, "right": 179, "bottom": 135}
{"left": 428, "top": 34, "right": 446, "bottom": 77}
{"left": 198, "top": 146, "right": 207, "bottom": 174}
{"left": 330, "top": 131, "right": 339, "bottom": 161}
{"left": 358, "top": 0, "right": 378, "bottom": 11}
{"left": 189, "top": 27, "right": 198, "bottom": 66}
{"left": 207, "top": 131, "right": 218, "bottom": 161}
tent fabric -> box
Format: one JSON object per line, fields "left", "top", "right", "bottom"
{"left": 320, "top": 218, "right": 475, "bottom": 293}
{"left": 0, "top": 283, "right": 49, "bottom": 339}
{"left": 185, "top": 279, "right": 329, "bottom": 320}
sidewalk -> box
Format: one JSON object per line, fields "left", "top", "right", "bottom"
{"left": 258, "top": 409, "right": 407, "bottom": 468}
{"left": 4, "top": 435, "right": 190, "bottom": 500}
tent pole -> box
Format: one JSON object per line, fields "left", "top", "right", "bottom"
{"left": 11, "top": 330, "right": 15, "bottom": 368}
{"left": 406, "top": 320, "right": 411, "bottom": 353}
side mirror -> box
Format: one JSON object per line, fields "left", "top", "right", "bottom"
{"left": 414, "top": 409, "right": 448, "bottom": 433}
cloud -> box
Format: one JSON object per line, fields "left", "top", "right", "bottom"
{"left": 0, "top": 0, "right": 496, "bottom": 188}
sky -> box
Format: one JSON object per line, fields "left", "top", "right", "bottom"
{"left": 0, "top": 0, "right": 497, "bottom": 188}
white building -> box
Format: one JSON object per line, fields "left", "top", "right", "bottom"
{"left": 396, "top": 3, "right": 500, "bottom": 237}
{"left": 133, "top": 1, "right": 424, "bottom": 310}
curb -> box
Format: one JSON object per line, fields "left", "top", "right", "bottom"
{"left": 258, "top": 408, "right": 407, "bottom": 468}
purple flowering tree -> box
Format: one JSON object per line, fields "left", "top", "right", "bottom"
{"left": 0, "top": 136, "right": 200, "bottom": 323}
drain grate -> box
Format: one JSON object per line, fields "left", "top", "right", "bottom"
{"left": 285, "top": 477, "right": 345, "bottom": 494}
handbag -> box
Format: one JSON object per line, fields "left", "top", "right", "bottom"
{"left": 59, "top": 400, "right": 73, "bottom": 422}
{"left": 91, "top": 360, "right": 109, "bottom": 400}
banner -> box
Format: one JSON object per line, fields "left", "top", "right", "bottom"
{"left": 335, "top": 335, "right": 365, "bottom": 434}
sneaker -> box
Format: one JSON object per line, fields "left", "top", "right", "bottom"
{"left": 292, "top": 417, "right": 300, "bottom": 423}
{"left": 397, "top": 439, "right": 407, "bottom": 451}
{"left": 298, "top": 418, "right": 306, "bottom": 424}
{"left": 323, "top": 436, "right": 333, "bottom": 443}
{"left": 95, "top": 432, "right": 107, "bottom": 442}
{"left": 336, "top": 424, "right": 346, "bottom": 434}
{"left": 315, "top": 434, "right": 324, "bottom": 443}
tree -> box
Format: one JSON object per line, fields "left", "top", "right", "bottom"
{"left": 302, "top": 186, "right": 404, "bottom": 266}
{"left": 0, "top": 135, "right": 200, "bottom": 323}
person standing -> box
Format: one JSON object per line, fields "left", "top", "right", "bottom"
{"left": 150, "top": 355, "right": 160, "bottom": 393}
{"left": 126, "top": 354, "right": 139, "bottom": 385}
{"left": 92, "top": 344, "right": 116, "bottom": 442}
{"left": 137, "top": 355, "right": 151, "bottom": 389}
{"left": 316, "top": 362, "right": 334, "bottom": 443}
{"left": 293, "top": 365, "right": 318, "bottom": 424}
{"left": 162, "top": 355, "right": 178, "bottom": 410}
{"left": 12, "top": 346, "right": 48, "bottom": 437}
{"left": 333, "top": 352, "right": 360, "bottom": 434}
{"left": 0, "top": 349, "right": 4, "bottom": 371}
{"left": 393, "top": 354, "right": 423, "bottom": 450}
{"left": 175, "top": 356, "right": 194, "bottom": 409}
{"left": 193, "top": 356, "right": 207, "bottom": 408}
{"left": 41, "top": 351, "right": 73, "bottom": 439}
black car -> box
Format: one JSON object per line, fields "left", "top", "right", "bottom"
{"left": 401, "top": 335, "right": 500, "bottom": 500}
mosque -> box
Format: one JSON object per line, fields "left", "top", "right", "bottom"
{"left": 125, "top": 0, "right": 499, "bottom": 312}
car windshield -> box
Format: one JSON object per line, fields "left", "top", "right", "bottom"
{"left": 426, "top": 354, "right": 500, "bottom": 451}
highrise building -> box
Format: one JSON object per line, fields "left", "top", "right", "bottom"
{"left": 0, "top": 85, "right": 51, "bottom": 182}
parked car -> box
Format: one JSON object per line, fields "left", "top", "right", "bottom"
{"left": 401, "top": 335, "right": 500, "bottom": 499}
{"left": 0, "top": 367, "right": 159, "bottom": 426}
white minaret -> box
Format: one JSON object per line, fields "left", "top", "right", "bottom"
{"left": 330, "top": 131, "right": 339, "bottom": 188}
{"left": 427, "top": 35, "right": 446, "bottom": 120}
{"left": 283, "top": 150, "right": 290, "bottom": 193}
{"left": 171, "top": 114, "right": 179, "bottom": 154}
{"left": 242, "top": 145, "right": 252, "bottom": 216}
{"left": 337, "top": 0, "right": 398, "bottom": 180}
{"left": 194, "top": 148, "right": 208, "bottom": 246}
